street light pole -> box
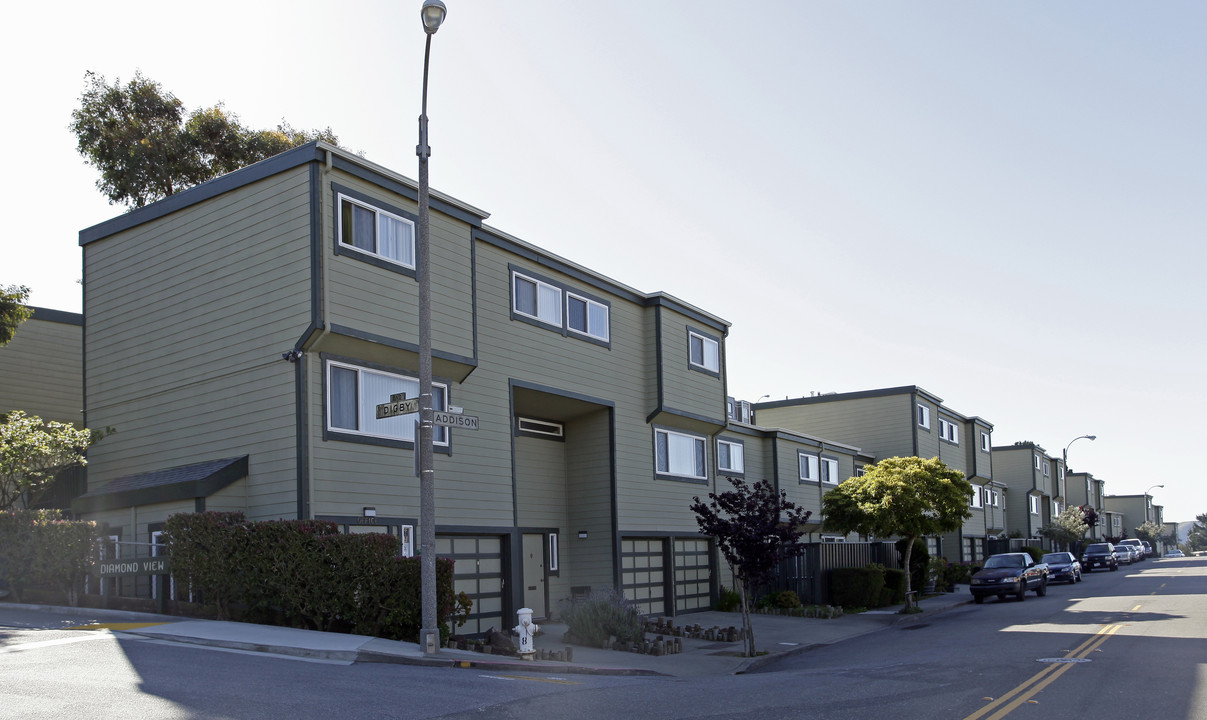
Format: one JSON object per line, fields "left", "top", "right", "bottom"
{"left": 1061, "top": 434, "right": 1096, "bottom": 470}
{"left": 1144, "top": 484, "right": 1164, "bottom": 524}
{"left": 416, "top": 0, "right": 447, "bottom": 656}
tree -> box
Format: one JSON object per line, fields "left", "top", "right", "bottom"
{"left": 691, "top": 477, "right": 812, "bottom": 657}
{"left": 0, "top": 285, "right": 33, "bottom": 347}
{"left": 0, "top": 412, "right": 98, "bottom": 511}
{"left": 821, "top": 456, "right": 972, "bottom": 609}
{"left": 1039, "top": 506, "right": 1090, "bottom": 552}
{"left": 1134, "top": 520, "right": 1171, "bottom": 548}
{"left": 1186, "top": 514, "right": 1207, "bottom": 553}
{"left": 1079, "top": 504, "right": 1100, "bottom": 531}
{"left": 71, "top": 71, "right": 340, "bottom": 209}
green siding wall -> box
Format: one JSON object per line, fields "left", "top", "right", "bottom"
{"left": 0, "top": 316, "right": 82, "bottom": 424}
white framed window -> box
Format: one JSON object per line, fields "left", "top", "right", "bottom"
{"left": 821, "top": 457, "right": 839, "bottom": 484}
{"left": 567, "top": 292, "right": 610, "bottom": 341}
{"left": 513, "top": 271, "right": 563, "bottom": 326}
{"left": 855, "top": 466, "right": 866, "bottom": 477}
{"left": 1034, "top": 454, "right": 1041, "bottom": 470}
{"left": 799, "top": 452, "right": 819, "bottom": 482}
{"left": 821, "top": 535, "right": 846, "bottom": 543}
{"left": 717, "top": 439, "right": 745, "bottom": 473}
{"left": 991, "top": 490, "right": 1000, "bottom": 507}
{"left": 1029, "top": 495, "right": 1040, "bottom": 515}
{"left": 688, "top": 331, "right": 720, "bottom": 372}
{"left": 1053, "top": 501, "right": 1062, "bottom": 516}
{"left": 548, "top": 533, "right": 559, "bottom": 572}
{"left": 970, "top": 487, "right": 982, "bottom": 508}
{"left": 327, "top": 361, "right": 448, "bottom": 445}
{"left": 1043, "top": 461, "right": 1050, "bottom": 477}
{"left": 938, "top": 419, "right": 959, "bottom": 443}
{"left": 338, "top": 193, "right": 416, "bottom": 268}
{"left": 981, "top": 432, "right": 991, "bottom": 452}
{"left": 917, "top": 404, "right": 930, "bottom": 429}
{"left": 1058, "top": 466, "right": 1065, "bottom": 480}
{"left": 655, "top": 428, "right": 706, "bottom": 480}
{"left": 517, "top": 417, "right": 564, "bottom": 438}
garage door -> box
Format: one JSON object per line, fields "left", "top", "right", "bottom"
{"left": 437, "top": 535, "right": 505, "bottom": 636}
{"left": 673, "top": 538, "right": 712, "bottom": 613}
{"left": 620, "top": 538, "right": 666, "bottom": 616}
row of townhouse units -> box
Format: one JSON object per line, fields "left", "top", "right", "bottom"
{"left": 2, "top": 143, "right": 1170, "bottom": 628}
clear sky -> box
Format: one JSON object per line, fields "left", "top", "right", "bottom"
{"left": 3, "top": 2, "right": 1203, "bottom": 522}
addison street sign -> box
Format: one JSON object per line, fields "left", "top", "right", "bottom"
{"left": 92, "top": 557, "right": 171, "bottom": 578}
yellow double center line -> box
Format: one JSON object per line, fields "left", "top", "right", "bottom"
{"left": 963, "top": 623, "right": 1122, "bottom": 720}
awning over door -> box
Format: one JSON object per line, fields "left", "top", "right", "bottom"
{"left": 72, "top": 456, "right": 248, "bottom": 513}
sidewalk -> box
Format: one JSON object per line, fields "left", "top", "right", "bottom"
{"left": 3, "top": 588, "right": 970, "bottom": 677}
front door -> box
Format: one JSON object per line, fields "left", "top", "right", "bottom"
{"left": 522, "top": 533, "right": 546, "bottom": 618}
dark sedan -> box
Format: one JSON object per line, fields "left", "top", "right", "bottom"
{"left": 1082, "top": 542, "right": 1118, "bottom": 572}
{"left": 1042, "top": 552, "right": 1082, "bottom": 583}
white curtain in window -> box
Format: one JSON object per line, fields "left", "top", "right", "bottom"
{"left": 361, "top": 370, "right": 417, "bottom": 440}
{"left": 378, "top": 214, "right": 414, "bottom": 265}
{"left": 538, "top": 283, "right": 561, "bottom": 324}
{"left": 587, "top": 301, "right": 608, "bottom": 339}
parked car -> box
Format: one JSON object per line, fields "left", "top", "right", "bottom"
{"left": 1141, "top": 541, "right": 1154, "bottom": 558}
{"left": 1082, "top": 542, "right": 1118, "bottom": 572}
{"left": 1114, "top": 545, "right": 1136, "bottom": 564}
{"left": 1116, "top": 538, "right": 1145, "bottom": 561}
{"left": 1165, "top": 549, "right": 1185, "bottom": 558}
{"left": 1042, "top": 552, "right": 1082, "bottom": 584}
{"left": 970, "top": 552, "right": 1049, "bottom": 603}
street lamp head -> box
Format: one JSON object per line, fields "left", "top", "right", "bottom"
{"left": 1087, "top": 435, "right": 1097, "bottom": 441}
{"left": 421, "top": 0, "right": 447, "bottom": 34}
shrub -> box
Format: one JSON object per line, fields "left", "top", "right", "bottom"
{"left": 882, "top": 568, "right": 907, "bottom": 605}
{"left": 942, "top": 560, "right": 977, "bottom": 586}
{"left": 831, "top": 567, "right": 884, "bottom": 609}
{"left": 716, "top": 585, "right": 741, "bottom": 612}
{"left": 772, "top": 590, "right": 803, "bottom": 609}
{"left": 559, "top": 586, "right": 643, "bottom": 647}
{"left": 0, "top": 509, "right": 98, "bottom": 605}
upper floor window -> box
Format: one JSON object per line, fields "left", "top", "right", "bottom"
{"left": 970, "top": 487, "right": 983, "bottom": 508}
{"left": 1034, "top": 454, "right": 1041, "bottom": 470}
{"left": 567, "top": 292, "right": 609, "bottom": 341}
{"left": 938, "top": 419, "right": 959, "bottom": 444}
{"left": 1029, "top": 495, "right": 1040, "bottom": 515}
{"left": 717, "top": 439, "right": 745, "bottom": 474}
{"left": 821, "top": 457, "right": 839, "bottom": 485}
{"left": 980, "top": 432, "right": 991, "bottom": 452}
{"left": 338, "top": 194, "right": 415, "bottom": 268}
{"left": 328, "top": 361, "right": 447, "bottom": 445}
{"left": 1058, "top": 466, "right": 1065, "bottom": 480}
{"left": 1053, "top": 501, "right": 1062, "bottom": 516}
{"left": 917, "top": 404, "right": 930, "bottom": 429}
{"left": 1043, "top": 461, "right": 1050, "bottom": 477}
{"left": 799, "top": 452, "right": 819, "bottom": 482}
{"left": 688, "top": 330, "right": 720, "bottom": 373}
{"left": 989, "top": 489, "right": 1000, "bottom": 507}
{"left": 655, "top": 428, "right": 706, "bottom": 481}
{"left": 513, "top": 272, "right": 563, "bottom": 326}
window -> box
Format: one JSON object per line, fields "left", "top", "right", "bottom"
{"left": 1058, "top": 466, "right": 1065, "bottom": 480}
{"left": 688, "top": 330, "right": 720, "bottom": 373}
{"left": 981, "top": 432, "right": 991, "bottom": 452}
{"left": 1043, "top": 461, "right": 1050, "bottom": 477}
{"left": 513, "top": 272, "right": 562, "bottom": 326}
{"left": 1053, "top": 501, "right": 1062, "bottom": 516}
{"left": 799, "top": 452, "right": 819, "bottom": 482}
{"left": 1029, "top": 495, "right": 1040, "bottom": 515}
{"left": 917, "top": 404, "right": 930, "bottom": 429}
{"left": 938, "top": 419, "right": 959, "bottom": 443}
{"left": 400, "top": 525, "right": 414, "bottom": 557}
{"left": 821, "top": 457, "right": 839, "bottom": 484}
{"left": 717, "top": 439, "right": 745, "bottom": 473}
{"left": 990, "top": 489, "right": 1000, "bottom": 507}
{"left": 1034, "top": 454, "right": 1041, "bottom": 470}
{"left": 328, "top": 361, "right": 448, "bottom": 444}
{"left": 548, "top": 533, "right": 559, "bottom": 572}
{"left": 517, "top": 417, "right": 564, "bottom": 438}
{"left": 655, "top": 428, "right": 706, "bottom": 480}
{"left": 970, "top": 487, "right": 983, "bottom": 508}
{"left": 338, "top": 194, "right": 415, "bottom": 268}
{"left": 854, "top": 466, "right": 866, "bottom": 477}
{"left": 567, "top": 293, "right": 609, "bottom": 341}
{"left": 821, "top": 535, "right": 846, "bottom": 543}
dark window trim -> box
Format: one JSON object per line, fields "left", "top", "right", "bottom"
{"left": 507, "top": 263, "right": 612, "bottom": 349}
{"left": 652, "top": 425, "right": 709, "bottom": 485}
{"left": 685, "top": 325, "right": 721, "bottom": 378}
{"left": 716, "top": 436, "right": 746, "bottom": 477}
{"left": 798, "top": 450, "right": 821, "bottom": 485}
{"left": 331, "top": 182, "right": 419, "bottom": 278}
{"left": 321, "top": 353, "right": 452, "bottom": 455}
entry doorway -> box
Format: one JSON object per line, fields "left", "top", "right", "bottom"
{"left": 522, "top": 533, "right": 547, "bottom": 619}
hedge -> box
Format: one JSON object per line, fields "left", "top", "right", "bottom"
{"left": 0, "top": 509, "right": 98, "bottom": 605}
{"left": 831, "top": 567, "right": 885, "bottom": 608}
{"left": 163, "top": 512, "right": 470, "bottom": 641}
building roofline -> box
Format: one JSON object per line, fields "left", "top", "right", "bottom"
{"left": 27, "top": 306, "right": 83, "bottom": 326}
{"left": 754, "top": 384, "right": 989, "bottom": 426}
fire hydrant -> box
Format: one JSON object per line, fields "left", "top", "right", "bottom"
{"left": 514, "top": 607, "right": 539, "bottom": 660}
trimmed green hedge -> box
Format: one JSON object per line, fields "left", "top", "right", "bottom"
{"left": 831, "top": 567, "right": 885, "bottom": 608}
{"left": 0, "top": 509, "right": 98, "bottom": 605}
{"left": 163, "top": 512, "right": 470, "bottom": 641}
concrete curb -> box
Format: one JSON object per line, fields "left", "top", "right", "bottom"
{"left": 356, "top": 649, "right": 666, "bottom": 676}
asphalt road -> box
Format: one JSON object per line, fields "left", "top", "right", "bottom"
{"left": 2, "top": 556, "right": 1203, "bottom": 720}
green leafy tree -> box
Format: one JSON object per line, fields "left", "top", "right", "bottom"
{"left": 691, "top": 477, "right": 812, "bottom": 657}
{"left": 1039, "top": 506, "right": 1090, "bottom": 551}
{"left": 0, "top": 411, "right": 98, "bottom": 511}
{"left": 822, "top": 456, "right": 972, "bottom": 609}
{"left": 1186, "top": 514, "right": 1207, "bottom": 553}
{"left": 0, "top": 285, "right": 33, "bottom": 347}
{"left": 1134, "top": 520, "right": 1171, "bottom": 548}
{"left": 71, "top": 71, "right": 340, "bottom": 209}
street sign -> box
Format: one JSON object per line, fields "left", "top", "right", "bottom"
{"left": 376, "top": 397, "right": 420, "bottom": 419}
{"left": 432, "top": 411, "right": 479, "bottom": 430}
